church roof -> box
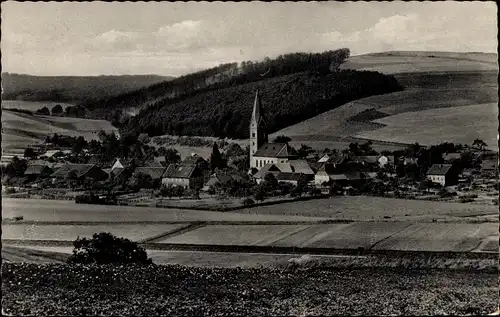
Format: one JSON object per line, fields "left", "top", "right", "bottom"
{"left": 253, "top": 143, "right": 297, "bottom": 158}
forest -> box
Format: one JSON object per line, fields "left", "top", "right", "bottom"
{"left": 122, "top": 69, "right": 403, "bottom": 139}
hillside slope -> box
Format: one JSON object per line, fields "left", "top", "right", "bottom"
{"left": 274, "top": 52, "right": 498, "bottom": 150}
{"left": 1, "top": 73, "right": 172, "bottom": 103}
{"left": 122, "top": 70, "right": 402, "bottom": 139}
{"left": 1, "top": 110, "right": 118, "bottom": 153}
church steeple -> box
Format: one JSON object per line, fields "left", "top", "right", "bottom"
{"left": 249, "top": 89, "right": 268, "bottom": 169}
{"left": 251, "top": 89, "right": 265, "bottom": 127}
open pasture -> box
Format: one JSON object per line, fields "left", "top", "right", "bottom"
{"left": 1, "top": 223, "right": 185, "bottom": 242}
{"left": 355, "top": 103, "right": 498, "bottom": 150}
{"left": 372, "top": 223, "right": 498, "bottom": 252}
{"left": 236, "top": 196, "right": 499, "bottom": 220}
{"left": 1, "top": 198, "right": 327, "bottom": 223}
{"left": 340, "top": 51, "right": 498, "bottom": 74}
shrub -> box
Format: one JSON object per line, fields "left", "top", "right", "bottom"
{"left": 242, "top": 197, "right": 255, "bottom": 206}
{"left": 67, "top": 232, "right": 152, "bottom": 265}
{"left": 5, "top": 187, "right": 16, "bottom": 194}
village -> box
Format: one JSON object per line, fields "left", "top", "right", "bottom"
{"left": 1, "top": 91, "right": 498, "bottom": 211}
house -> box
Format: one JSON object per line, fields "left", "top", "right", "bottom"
{"left": 377, "top": 155, "right": 395, "bottom": 168}
{"left": 314, "top": 163, "right": 363, "bottom": 186}
{"left": 252, "top": 160, "right": 314, "bottom": 185}
{"left": 161, "top": 164, "right": 204, "bottom": 189}
{"left": 426, "top": 164, "right": 458, "bottom": 186}
{"left": 51, "top": 164, "right": 108, "bottom": 181}
{"left": 202, "top": 172, "right": 243, "bottom": 191}
{"left": 134, "top": 167, "right": 166, "bottom": 184}
{"left": 275, "top": 172, "right": 313, "bottom": 186}
{"left": 181, "top": 154, "right": 210, "bottom": 171}
{"left": 443, "top": 153, "right": 462, "bottom": 163}
{"left": 24, "top": 165, "right": 53, "bottom": 180}
{"left": 248, "top": 90, "right": 298, "bottom": 169}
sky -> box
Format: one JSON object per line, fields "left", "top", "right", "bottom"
{"left": 1, "top": 1, "right": 497, "bottom": 77}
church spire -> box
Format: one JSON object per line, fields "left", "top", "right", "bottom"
{"left": 251, "top": 89, "right": 264, "bottom": 125}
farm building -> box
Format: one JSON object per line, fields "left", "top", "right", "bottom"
{"left": 161, "top": 164, "right": 204, "bottom": 189}
{"left": 24, "top": 165, "right": 53, "bottom": 180}
{"left": 314, "top": 163, "right": 363, "bottom": 186}
{"left": 426, "top": 164, "right": 459, "bottom": 186}
{"left": 134, "top": 167, "right": 166, "bottom": 182}
{"left": 181, "top": 154, "right": 210, "bottom": 171}
{"left": 51, "top": 164, "right": 108, "bottom": 181}
{"left": 252, "top": 160, "right": 313, "bottom": 184}
{"left": 202, "top": 172, "right": 243, "bottom": 191}
{"left": 275, "top": 172, "right": 313, "bottom": 186}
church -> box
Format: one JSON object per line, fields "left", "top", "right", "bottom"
{"left": 249, "top": 90, "right": 297, "bottom": 170}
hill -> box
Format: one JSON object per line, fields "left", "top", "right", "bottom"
{"left": 1, "top": 109, "right": 118, "bottom": 154}
{"left": 1, "top": 73, "right": 173, "bottom": 103}
{"left": 122, "top": 69, "right": 402, "bottom": 139}
{"left": 274, "top": 52, "right": 498, "bottom": 150}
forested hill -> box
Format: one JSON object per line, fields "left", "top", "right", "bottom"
{"left": 79, "top": 48, "right": 352, "bottom": 119}
{"left": 122, "top": 69, "right": 403, "bottom": 139}
{"left": 1, "top": 73, "right": 172, "bottom": 103}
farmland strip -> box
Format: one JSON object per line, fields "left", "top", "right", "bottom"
{"left": 138, "top": 222, "right": 207, "bottom": 244}
{"left": 367, "top": 223, "right": 414, "bottom": 250}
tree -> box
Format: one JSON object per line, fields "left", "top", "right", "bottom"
{"left": 297, "top": 144, "right": 313, "bottom": 159}
{"left": 263, "top": 173, "right": 278, "bottom": 192}
{"left": 138, "top": 133, "right": 150, "bottom": 144}
{"left": 23, "top": 148, "right": 37, "bottom": 159}
{"left": 174, "top": 185, "right": 185, "bottom": 198}
{"left": 132, "top": 172, "right": 154, "bottom": 189}
{"left": 98, "top": 130, "right": 107, "bottom": 142}
{"left": 67, "top": 232, "right": 152, "bottom": 265}
{"left": 36, "top": 106, "right": 50, "bottom": 116}
{"left": 71, "top": 136, "right": 88, "bottom": 155}
{"left": 273, "top": 135, "right": 292, "bottom": 143}
{"left": 210, "top": 142, "right": 226, "bottom": 171}
{"left": 472, "top": 139, "right": 487, "bottom": 151}
{"left": 51, "top": 104, "right": 63, "bottom": 116}
{"left": 158, "top": 147, "right": 181, "bottom": 163}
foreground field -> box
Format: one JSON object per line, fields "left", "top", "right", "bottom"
{"left": 157, "top": 222, "right": 497, "bottom": 253}
{"left": 2, "top": 263, "right": 497, "bottom": 316}
{"left": 355, "top": 103, "right": 498, "bottom": 150}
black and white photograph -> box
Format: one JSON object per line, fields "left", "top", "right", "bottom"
{"left": 1, "top": 1, "right": 499, "bottom": 315}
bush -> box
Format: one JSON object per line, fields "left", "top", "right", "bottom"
{"left": 242, "top": 197, "right": 255, "bottom": 206}
{"left": 67, "top": 232, "right": 152, "bottom": 265}
{"left": 5, "top": 187, "right": 16, "bottom": 194}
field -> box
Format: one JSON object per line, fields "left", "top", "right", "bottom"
{"left": 339, "top": 51, "right": 498, "bottom": 73}
{"left": 371, "top": 222, "right": 498, "bottom": 252}
{"left": 1, "top": 108, "right": 118, "bottom": 152}
{"left": 235, "top": 196, "right": 499, "bottom": 220}
{"left": 2, "top": 100, "right": 74, "bottom": 111}
{"left": 354, "top": 103, "right": 498, "bottom": 149}
{"left": 273, "top": 51, "right": 498, "bottom": 150}
{"left": 1, "top": 198, "right": 327, "bottom": 223}
{"left": 2, "top": 263, "right": 498, "bottom": 316}
{"left": 154, "top": 222, "right": 497, "bottom": 253}
{"left": 1, "top": 223, "right": 186, "bottom": 242}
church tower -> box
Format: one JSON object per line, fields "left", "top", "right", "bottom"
{"left": 249, "top": 90, "right": 268, "bottom": 168}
